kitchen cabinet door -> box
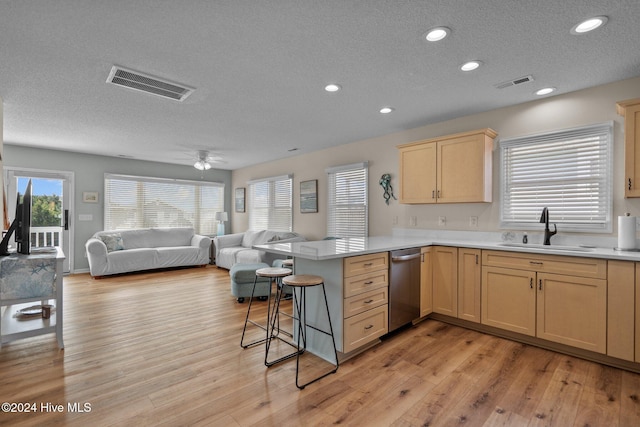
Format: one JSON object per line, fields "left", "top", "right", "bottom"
{"left": 437, "top": 132, "right": 493, "bottom": 203}
{"left": 481, "top": 266, "right": 536, "bottom": 336}
{"left": 607, "top": 260, "right": 635, "bottom": 361}
{"left": 617, "top": 98, "right": 640, "bottom": 198}
{"left": 398, "top": 141, "right": 437, "bottom": 203}
{"left": 432, "top": 246, "right": 458, "bottom": 316}
{"left": 636, "top": 264, "right": 640, "bottom": 363}
{"left": 420, "top": 247, "right": 432, "bottom": 317}
{"left": 537, "top": 273, "right": 606, "bottom": 354}
{"left": 457, "top": 248, "right": 481, "bottom": 323}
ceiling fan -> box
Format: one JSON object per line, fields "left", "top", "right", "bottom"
{"left": 193, "top": 150, "right": 225, "bottom": 170}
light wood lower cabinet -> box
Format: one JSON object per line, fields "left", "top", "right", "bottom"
{"left": 607, "top": 260, "right": 635, "bottom": 361}
{"left": 536, "top": 273, "right": 606, "bottom": 353}
{"left": 482, "top": 250, "right": 607, "bottom": 354}
{"left": 482, "top": 266, "right": 536, "bottom": 335}
{"left": 420, "top": 247, "right": 432, "bottom": 317}
{"left": 432, "top": 246, "right": 458, "bottom": 316}
{"left": 458, "top": 248, "right": 481, "bottom": 323}
{"left": 342, "top": 252, "right": 389, "bottom": 353}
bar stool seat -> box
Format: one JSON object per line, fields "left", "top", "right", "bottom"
{"left": 240, "top": 267, "right": 292, "bottom": 349}
{"left": 277, "top": 274, "right": 339, "bottom": 389}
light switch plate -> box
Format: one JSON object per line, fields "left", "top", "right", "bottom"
{"left": 438, "top": 216, "right": 446, "bottom": 226}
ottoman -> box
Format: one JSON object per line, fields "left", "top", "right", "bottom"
{"left": 230, "top": 263, "right": 271, "bottom": 303}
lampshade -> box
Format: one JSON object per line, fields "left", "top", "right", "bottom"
{"left": 194, "top": 160, "right": 211, "bottom": 171}
{"left": 215, "top": 212, "right": 228, "bottom": 222}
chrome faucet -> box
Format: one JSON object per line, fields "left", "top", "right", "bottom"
{"left": 539, "top": 207, "right": 557, "bottom": 245}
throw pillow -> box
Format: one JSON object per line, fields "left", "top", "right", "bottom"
{"left": 100, "top": 233, "right": 124, "bottom": 252}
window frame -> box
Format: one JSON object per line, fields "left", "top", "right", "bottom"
{"left": 326, "top": 162, "right": 369, "bottom": 238}
{"left": 499, "top": 122, "right": 613, "bottom": 233}
{"left": 104, "top": 173, "right": 225, "bottom": 236}
{"left": 247, "top": 174, "right": 293, "bottom": 232}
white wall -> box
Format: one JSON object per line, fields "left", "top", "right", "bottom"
{"left": 232, "top": 76, "right": 640, "bottom": 241}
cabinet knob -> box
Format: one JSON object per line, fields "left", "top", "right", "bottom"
{"left": 530, "top": 278, "right": 533, "bottom": 289}
{"left": 538, "top": 279, "right": 542, "bottom": 291}
{"left": 629, "top": 178, "right": 633, "bottom": 191}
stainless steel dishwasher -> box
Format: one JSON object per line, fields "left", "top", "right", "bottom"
{"left": 389, "top": 247, "right": 421, "bottom": 332}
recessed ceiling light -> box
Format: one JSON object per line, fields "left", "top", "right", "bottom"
{"left": 324, "top": 83, "right": 341, "bottom": 92}
{"left": 424, "top": 26, "right": 450, "bottom": 42}
{"left": 571, "top": 16, "right": 608, "bottom": 34}
{"left": 460, "top": 60, "right": 482, "bottom": 72}
{"left": 379, "top": 107, "right": 395, "bottom": 114}
{"left": 535, "top": 87, "right": 556, "bottom": 96}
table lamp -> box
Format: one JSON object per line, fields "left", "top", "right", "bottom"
{"left": 215, "top": 212, "right": 228, "bottom": 236}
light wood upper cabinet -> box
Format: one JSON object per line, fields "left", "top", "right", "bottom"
{"left": 399, "top": 142, "right": 437, "bottom": 203}
{"left": 398, "top": 128, "right": 496, "bottom": 204}
{"left": 617, "top": 98, "right": 640, "bottom": 198}
{"left": 432, "top": 246, "right": 458, "bottom": 316}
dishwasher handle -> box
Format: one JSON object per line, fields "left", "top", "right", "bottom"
{"left": 391, "top": 253, "right": 421, "bottom": 262}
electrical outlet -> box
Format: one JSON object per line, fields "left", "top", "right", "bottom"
{"left": 470, "top": 216, "right": 478, "bottom": 227}
{"left": 438, "top": 216, "right": 446, "bottom": 227}
{"left": 392, "top": 216, "right": 398, "bottom": 225}
{"left": 410, "top": 216, "right": 417, "bottom": 226}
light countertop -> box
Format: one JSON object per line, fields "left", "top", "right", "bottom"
{"left": 254, "top": 235, "right": 640, "bottom": 262}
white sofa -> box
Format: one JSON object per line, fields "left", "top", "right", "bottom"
{"left": 85, "top": 227, "right": 210, "bottom": 278}
{"left": 213, "top": 230, "right": 305, "bottom": 270}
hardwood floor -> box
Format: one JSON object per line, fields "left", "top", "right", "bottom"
{"left": 1, "top": 265, "right": 639, "bottom": 426}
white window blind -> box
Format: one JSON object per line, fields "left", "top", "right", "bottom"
{"left": 104, "top": 173, "right": 224, "bottom": 235}
{"left": 247, "top": 174, "right": 292, "bottom": 231}
{"left": 327, "top": 162, "right": 368, "bottom": 238}
{"left": 500, "top": 123, "right": 612, "bottom": 232}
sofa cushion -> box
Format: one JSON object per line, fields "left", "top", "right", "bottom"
{"left": 241, "top": 230, "right": 266, "bottom": 248}
{"left": 100, "top": 233, "right": 125, "bottom": 252}
{"left": 118, "top": 228, "right": 194, "bottom": 249}
{"left": 156, "top": 246, "right": 204, "bottom": 266}
{"left": 235, "top": 249, "right": 263, "bottom": 265}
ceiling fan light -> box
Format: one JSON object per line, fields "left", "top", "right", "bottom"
{"left": 194, "top": 160, "right": 210, "bottom": 170}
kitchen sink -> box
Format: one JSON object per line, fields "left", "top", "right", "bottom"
{"left": 497, "top": 242, "right": 595, "bottom": 252}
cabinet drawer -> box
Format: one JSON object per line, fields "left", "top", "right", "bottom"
{"left": 343, "top": 305, "right": 388, "bottom": 353}
{"left": 344, "top": 287, "right": 388, "bottom": 318}
{"left": 344, "top": 252, "right": 388, "bottom": 277}
{"left": 482, "top": 250, "right": 606, "bottom": 279}
{"left": 344, "top": 270, "right": 388, "bottom": 298}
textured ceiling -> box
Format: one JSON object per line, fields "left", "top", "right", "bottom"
{"left": 1, "top": 0, "right": 639, "bottom": 170}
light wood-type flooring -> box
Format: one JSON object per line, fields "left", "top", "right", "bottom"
{"left": 1, "top": 265, "right": 640, "bottom": 426}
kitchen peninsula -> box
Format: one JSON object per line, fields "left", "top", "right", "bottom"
{"left": 256, "top": 233, "right": 640, "bottom": 372}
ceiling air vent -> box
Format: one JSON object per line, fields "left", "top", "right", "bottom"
{"left": 107, "top": 66, "right": 195, "bottom": 101}
{"left": 493, "top": 75, "right": 534, "bottom": 89}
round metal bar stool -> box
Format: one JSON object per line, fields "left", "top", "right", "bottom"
{"left": 240, "top": 267, "right": 292, "bottom": 349}
{"left": 278, "top": 274, "right": 339, "bottom": 389}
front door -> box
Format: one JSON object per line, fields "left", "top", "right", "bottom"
{"left": 5, "top": 168, "right": 73, "bottom": 273}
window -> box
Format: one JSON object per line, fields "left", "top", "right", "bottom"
{"left": 104, "top": 174, "right": 224, "bottom": 235}
{"left": 327, "top": 162, "right": 368, "bottom": 238}
{"left": 500, "top": 123, "right": 612, "bottom": 232}
{"left": 247, "top": 174, "right": 292, "bottom": 231}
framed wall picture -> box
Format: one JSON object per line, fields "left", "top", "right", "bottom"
{"left": 83, "top": 191, "right": 99, "bottom": 203}
{"left": 235, "top": 187, "right": 245, "bottom": 213}
{"left": 300, "top": 179, "right": 318, "bottom": 213}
